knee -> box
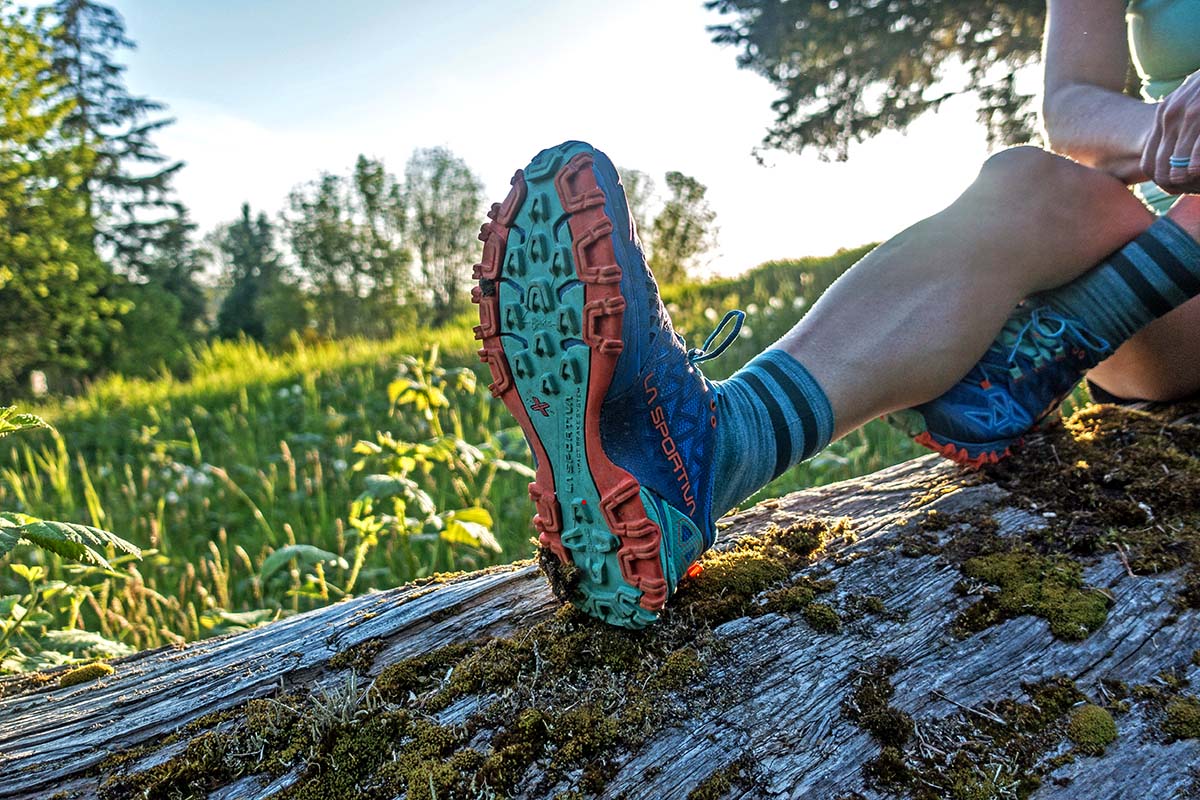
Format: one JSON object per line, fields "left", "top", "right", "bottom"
{"left": 975, "top": 146, "right": 1149, "bottom": 229}
{"left": 977, "top": 147, "right": 1103, "bottom": 198}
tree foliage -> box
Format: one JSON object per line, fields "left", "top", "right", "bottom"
{"left": 216, "top": 204, "right": 284, "bottom": 343}
{"left": 286, "top": 156, "right": 411, "bottom": 338}
{"left": 404, "top": 148, "right": 483, "bottom": 326}
{"left": 40, "top": 0, "right": 184, "bottom": 274}
{"left": 0, "top": 1, "right": 120, "bottom": 394}
{"left": 648, "top": 171, "right": 718, "bottom": 284}
{"left": 705, "top": 0, "right": 1045, "bottom": 159}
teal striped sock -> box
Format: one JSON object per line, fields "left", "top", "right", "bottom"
{"left": 711, "top": 349, "right": 834, "bottom": 516}
{"left": 1037, "top": 216, "right": 1200, "bottom": 343}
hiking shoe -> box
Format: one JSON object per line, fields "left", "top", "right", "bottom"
{"left": 472, "top": 141, "right": 732, "bottom": 628}
{"left": 887, "top": 305, "right": 1114, "bottom": 467}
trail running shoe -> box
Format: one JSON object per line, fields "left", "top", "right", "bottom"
{"left": 887, "top": 305, "right": 1115, "bottom": 468}
{"left": 472, "top": 141, "right": 734, "bottom": 628}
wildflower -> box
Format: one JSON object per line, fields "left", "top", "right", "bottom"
{"left": 333, "top": 459, "right": 348, "bottom": 473}
{"left": 292, "top": 384, "right": 302, "bottom": 395}
{"left": 704, "top": 307, "right": 718, "bottom": 322}
{"left": 769, "top": 296, "right": 784, "bottom": 309}
{"left": 746, "top": 303, "right": 759, "bottom": 315}
{"left": 793, "top": 296, "right": 807, "bottom": 309}
{"left": 276, "top": 387, "right": 290, "bottom": 399}
{"left": 165, "top": 491, "right": 180, "bottom": 505}
{"left": 739, "top": 325, "right": 753, "bottom": 339}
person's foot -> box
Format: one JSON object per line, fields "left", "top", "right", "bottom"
{"left": 473, "top": 141, "right": 728, "bottom": 628}
{"left": 888, "top": 305, "right": 1115, "bottom": 467}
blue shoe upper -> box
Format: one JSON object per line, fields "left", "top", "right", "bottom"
{"left": 586, "top": 151, "right": 723, "bottom": 561}
{"left": 908, "top": 305, "right": 1115, "bottom": 448}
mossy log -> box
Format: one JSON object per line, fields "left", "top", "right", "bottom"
{"left": 3, "top": 404, "right": 1200, "bottom": 799}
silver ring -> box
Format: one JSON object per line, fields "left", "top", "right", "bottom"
{"left": 1169, "top": 155, "right": 1191, "bottom": 169}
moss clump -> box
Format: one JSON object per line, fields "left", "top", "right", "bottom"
{"left": 844, "top": 657, "right": 913, "bottom": 750}
{"left": 687, "top": 755, "right": 753, "bottom": 800}
{"left": 857, "top": 676, "right": 1090, "bottom": 800}
{"left": 1163, "top": 696, "right": 1200, "bottom": 740}
{"left": 373, "top": 640, "right": 474, "bottom": 703}
{"left": 1066, "top": 704, "right": 1117, "bottom": 755}
{"left": 58, "top": 662, "right": 114, "bottom": 688}
{"left": 863, "top": 746, "right": 911, "bottom": 791}
{"left": 954, "top": 551, "right": 1110, "bottom": 640}
{"left": 101, "top": 731, "right": 231, "bottom": 800}
{"left": 650, "top": 647, "right": 704, "bottom": 691}
{"left": 761, "top": 576, "right": 835, "bottom": 614}
{"left": 328, "top": 637, "right": 384, "bottom": 674}
{"left": 674, "top": 517, "right": 852, "bottom": 625}
{"left": 803, "top": 602, "right": 841, "bottom": 633}
{"left": 986, "top": 403, "right": 1200, "bottom": 608}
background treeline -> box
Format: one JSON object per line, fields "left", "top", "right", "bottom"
{"left": 0, "top": 0, "right": 720, "bottom": 399}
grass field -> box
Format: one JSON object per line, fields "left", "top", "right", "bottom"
{"left": 1, "top": 245, "right": 931, "bottom": 670}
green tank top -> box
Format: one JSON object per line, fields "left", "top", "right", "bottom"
{"left": 1127, "top": 0, "right": 1200, "bottom": 100}
{"left": 1126, "top": 0, "right": 1200, "bottom": 214}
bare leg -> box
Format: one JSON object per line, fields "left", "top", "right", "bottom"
{"left": 771, "top": 147, "right": 1156, "bottom": 438}
{"left": 1087, "top": 196, "right": 1200, "bottom": 401}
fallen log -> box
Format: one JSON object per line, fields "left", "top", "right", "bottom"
{"left": 2, "top": 402, "right": 1200, "bottom": 800}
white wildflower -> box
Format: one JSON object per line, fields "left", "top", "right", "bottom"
{"left": 746, "top": 303, "right": 759, "bottom": 315}
{"left": 704, "top": 307, "right": 719, "bottom": 322}
{"left": 165, "top": 491, "right": 180, "bottom": 505}
{"left": 768, "top": 296, "right": 784, "bottom": 309}
{"left": 793, "top": 296, "right": 807, "bottom": 309}
{"left": 333, "top": 459, "right": 348, "bottom": 473}
{"left": 739, "top": 326, "right": 754, "bottom": 339}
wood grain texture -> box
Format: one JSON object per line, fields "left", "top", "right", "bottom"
{"left": 2, "top": 448, "right": 1198, "bottom": 800}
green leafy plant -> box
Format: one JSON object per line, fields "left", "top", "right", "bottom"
{"left": 0, "top": 407, "right": 141, "bottom": 672}
{"left": 344, "top": 347, "right": 532, "bottom": 590}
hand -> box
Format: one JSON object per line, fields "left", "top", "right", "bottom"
{"left": 1141, "top": 72, "right": 1200, "bottom": 194}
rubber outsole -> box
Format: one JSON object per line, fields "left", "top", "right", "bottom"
{"left": 473, "top": 143, "right": 666, "bottom": 629}
{"left": 912, "top": 430, "right": 1019, "bottom": 469}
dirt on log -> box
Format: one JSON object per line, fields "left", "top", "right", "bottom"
{"left": 3, "top": 403, "right": 1200, "bottom": 800}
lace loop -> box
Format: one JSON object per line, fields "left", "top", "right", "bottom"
{"left": 687, "top": 309, "right": 745, "bottom": 365}
{"left": 998, "top": 306, "right": 1112, "bottom": 370}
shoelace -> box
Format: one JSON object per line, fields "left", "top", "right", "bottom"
{"left": 685, "top": 309, "right": 745, "bottom": 366}
{"left": 995, "top": 306, "right": 1112, "bottom": 378}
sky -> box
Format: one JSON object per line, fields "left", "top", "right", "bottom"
{"left": 109, "top": 0, "right": 1011, "bottom": 277}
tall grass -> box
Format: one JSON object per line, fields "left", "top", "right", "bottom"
{"left": 1, "top": 246, "right": 930, "bottom": 664}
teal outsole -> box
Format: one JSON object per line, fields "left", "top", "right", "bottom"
{"left": 475, "top": 142, "right": 662, "bottom": 629}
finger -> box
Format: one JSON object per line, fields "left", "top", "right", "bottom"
{"left": 1157, "top": 102, "right": 1182, "bottom": 191}
{"left": 1170, "top": 111, "right": 1198, "bottom": 185}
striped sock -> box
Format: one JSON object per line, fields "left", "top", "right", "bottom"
{"left": 1037, "top": 216, "right": 1200, "bottom": 344}
{"left": 711, "top": 349, "right": 834, "bottom": 516}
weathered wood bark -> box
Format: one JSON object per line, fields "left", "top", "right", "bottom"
{"left": 3, "top": 419, "right": 1199, "bottom": 799}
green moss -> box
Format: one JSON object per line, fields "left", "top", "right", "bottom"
{"left": 374, "top": 640, "right": 475, "bottom": 703}
{"left": 863, "top": 746, "right": 911, "bottom": 791}
{"left": 1164, "top": 696, "right": 1200, "bottom": 740}
{"left": 650, "top": 647, "right": 704, "bottom": 690}
{"left": 674, "top": 517, "right": 851, "bottom": 625}
{"left": 687, "top": 755, "right": 752, "bottom": 800}
{"left": 1066, "top": 704, "right": 1118, "bottom": 755}
{"left": 803, "top": 602, "right": 841, "bottom": 633}
{"left": 844, "top": 657, "right": 913, "bottom": 749}
{"left": 100, "top": 732, "right": 231, "bottom": 800}
{"left": 327, "top": 637, "right": 384, "bottom": 674}
{"left": 58, "top": 662, "right": 114, "bottom": 688}
{"left": 954, "top": 551, "right": 1110, "bottom": 640}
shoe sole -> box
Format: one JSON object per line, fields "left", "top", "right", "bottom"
{"left": 473, "top": 142, "right": 665, "bottom": 629}
{"left": 913, "top": 430, "right": 1018, "bottom": 469}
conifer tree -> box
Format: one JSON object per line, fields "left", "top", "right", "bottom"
{"left": 216, "top": 204, "right": 282, "bottom": 343}
{"left": 40, "top": 0, "right": 184, "bottom": 274}
{"left": 0, "top": 1, "right": 119, "bottom": 393}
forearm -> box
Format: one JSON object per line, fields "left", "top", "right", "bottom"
{"left": 1042, "top": 83, "right": 1156, "bottom": 184}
